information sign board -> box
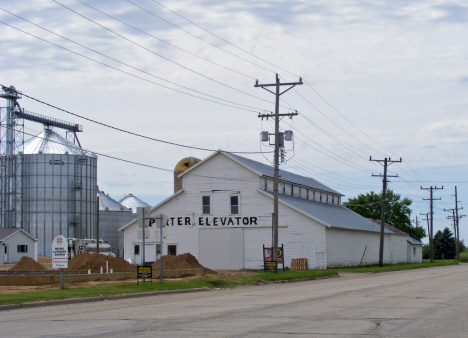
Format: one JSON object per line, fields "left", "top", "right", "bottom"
{"left": 137, "top": 266, "right": 152, "bottom": 283}
{"left": 265, "top": 261, "right": 277, "bottom": 271}
{"left": 52, "top": 235, "right": 69, "bottom": 269}
{"left": 137, "top": 266, "right": 152, "bottom": 278}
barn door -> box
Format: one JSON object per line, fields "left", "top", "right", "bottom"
{"left": 199, "top": 228, "right": 243, "bottom": 270}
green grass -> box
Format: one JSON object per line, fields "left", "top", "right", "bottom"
{"left": 0, "top": 269, "right": 337, "bottom": 305}
{"left": 1, "top": 261, "right": 460, "bottom": 306}
{"left": 460, "top": 252, "right": 468, "bottom": 262}
{"left": 331, "top": 259, "right": 458, "bottom": 273}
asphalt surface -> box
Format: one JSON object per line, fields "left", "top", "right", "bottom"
{"left": 1, "top": 264, "right": 467, "bottom": 337}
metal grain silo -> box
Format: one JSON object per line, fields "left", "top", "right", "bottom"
{"left": 118, "top": 194, "right": 151, "bottom": 213}
{"left": 22, "top": 127, "right": 98, "bottom": 256}
{"left": 98, "top": 190, "right": 132, "bottom": 257}
{"left": 174, "top": 157, "right": 200, "bottom": 193}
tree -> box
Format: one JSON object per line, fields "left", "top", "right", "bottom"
{"left": 343, "top": 189, "right": 425, "bottom": 241}
{"left": 433, "top": 227, "right": 456, "bottom": 260}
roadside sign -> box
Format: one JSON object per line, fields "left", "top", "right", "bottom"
{"left": 277, "top": 247, "right": 283, "bottom": 263}
{"left": 137, "top": 207, "right": 150, "bottom": 228}
{"left": 266, "top": 261, "right": 277, "bottom": 271}
{"left": 137, "top": 266, "right": 152, "bottom": 284}
{"left": 52, "top": 235, "right": 68, "bottom": 269}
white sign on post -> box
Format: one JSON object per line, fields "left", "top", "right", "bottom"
{"left": 137, "top": 207, "right": 150, "bottom": 228}
{"left": 52, "top": 235, "right": 69, "bottom": 269}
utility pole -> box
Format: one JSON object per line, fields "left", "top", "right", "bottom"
{"left": 445, "top": 208, "right": 458, "bottom": 259}
{"left": 370, "top": 157, "right": 402, "bottom": 267}
{"left": 255, "top": 74, "right": 302, "bottom": 271}
{"left": 454, "top": 186, "right": 463, "bottom": 261}
{"left": 420, "top": 212, "right": 431, "bottom": 249}
{"left": 421, "top": 186, "right": 443, "bottom": 263}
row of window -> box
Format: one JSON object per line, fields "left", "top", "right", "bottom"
{"left": 134, "top": 244, "right": 176, "bottom": 256}
{"left": 262, "top": 178, "right": 341, "bottom": 205}
{"left": 202, "top": 195, "right": 239, "bottom": 215}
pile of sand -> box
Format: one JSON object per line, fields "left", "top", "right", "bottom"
{"left": 9, "top": 256, "right": 48, "bottom": 272}
{"left": 66, "top": 253, "right": 136, "bottom": 272}
{"left": 152, "top": 253, "right": 216, "bottom": 276}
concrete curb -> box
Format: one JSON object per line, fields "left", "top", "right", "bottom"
{"left": 0, "top": 287, "right": 211, "bottom": 312}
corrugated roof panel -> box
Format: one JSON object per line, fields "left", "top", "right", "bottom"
{"left": 23, "top": 129, "right": 97, "bottom": 158}
{"left": 118, "top": 194, "right": 151, "bottom": 212}
{"left": 273, "top": 193, "right": 393, "bottom": 233}
{"left": 407, "top": 236, "right": 423, "bottom": 245}
{"left": 226, "top": 152, "right": 342, "bottom": 195}
{"left": 98, "top": 191, "right": 130, "bottom": 211}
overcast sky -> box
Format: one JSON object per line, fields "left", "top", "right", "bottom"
{"left": 1, "top": 0, "right": 467, "bottom": 244}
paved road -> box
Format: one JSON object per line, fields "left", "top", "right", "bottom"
{"left": 1, "top": 264, "right": 467, "bottom": 337}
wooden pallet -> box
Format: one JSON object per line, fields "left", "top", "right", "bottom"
{"left": 291, "top": 258, "right": 308, "bottom": 270}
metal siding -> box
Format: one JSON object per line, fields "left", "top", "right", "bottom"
{"left": 199, "top": 228, "right": 243, "bottom": 269}
{"left": 22, "top": 154, "right": 97, "bottom": 256}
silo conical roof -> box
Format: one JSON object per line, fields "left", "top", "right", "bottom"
{"left": 118, "top": 194, "right": 151, "bottom": 213}
{"left": 98, "top": 191, "right": 130, "bottom": 211}
{"left": 23, "top": 128, "right": 97, "bottom": 158}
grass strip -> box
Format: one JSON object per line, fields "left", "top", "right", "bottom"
{"left": 0, "top": 269, "right": 337, "bottom": 305}
{"left": 331, "top": 259, "right": 458, "bottom": 273}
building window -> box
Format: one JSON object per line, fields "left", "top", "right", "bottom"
{"left": 168, "top": 245, "right": 177, "bottom": 256}
{"left": 413, "top": 247, "right": 416, "bottom": 255}
{"left": 230, "top": 195, "right": 239, "bottom": 215}
{"left": 156, "top": 244, "right": 161, "bottom": 254}
{"left": 134, "top": 245, "right": 140, "bottom": 255}
{"left": 17, "top": 245, "right": 28, "bottom": 253}
{"left": 202, "top": 196, "right": 211, "bottom": 214}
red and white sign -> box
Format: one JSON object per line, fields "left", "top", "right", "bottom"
{"left": 52, "top": 235, "right": 68, "bottom": 269}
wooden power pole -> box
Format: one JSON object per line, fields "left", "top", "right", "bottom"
{"left": 421, "top": 186, "right": 443, "bottom": 263}
{"left": 370, "top": 157, "right": 402, "bottom": 267}
{"left": 255, "top": 74, "right": 302, "bottom": 271}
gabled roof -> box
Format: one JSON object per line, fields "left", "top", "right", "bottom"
{"left": 407, "top": 236, "right": 423, "bottom": 245}
{"left": 0, "top": 228, "right": 37, "bottom": 241}
{"left": 260, "top": 191, "right": 392, "bottom": 234}
{"left": 370, "top": 219, "right": 408, "bottom": 236}
{"left": 118, "top": 189, "right": 185, "bottom": 231}
{"left": 179, "top": 150, "right": 342, "bottom": 195}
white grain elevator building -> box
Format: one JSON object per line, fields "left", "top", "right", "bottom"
{"left": 120, "top": 151, "right": 410, "bottom": 269}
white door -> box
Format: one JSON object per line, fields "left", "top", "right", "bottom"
{"left": 144, "top": 244, "right": 156, "bottom": 262}
{"left": 4, "top": 245, "right": 8, "bottom": 263}
{"left": 199, "top": 228, "right": 243, "bottom": 270}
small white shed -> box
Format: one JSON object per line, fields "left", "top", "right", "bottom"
{"left": 0, "top": 228, "right": 38, "bottom": 264}
{"left": 407, "top": 236, "right": 423, "bottom": 263}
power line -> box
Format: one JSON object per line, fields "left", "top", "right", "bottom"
{"left": 148, "top": 0, "right": 300, "bottom": 78}
{"left": 74, "top": 0, "right": 256, "bottom": 80}
{"left": 0, "top": 21, "right": 261, "bottom": 114}
{"left": 125, "top": 0, "right": 277, "bottom": 75}
{"left": 0, "top": 9, "right": 264, "bottom": 113}
{"left": 52, "top": 0, "right": 274, "bottom": 105}
{"left": 291, "top": 130, "right": 375, "bottom": 174}
{"left": 0, "top": 85, "right": 269, "bottom": 154}
{"left": 121, "top": 0, "right": 435, "bottom": 188}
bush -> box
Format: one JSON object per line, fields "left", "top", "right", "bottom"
{"left": 422, "top": 244, "right": 430, "bottom": 259}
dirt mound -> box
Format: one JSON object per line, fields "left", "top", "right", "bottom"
{"left": 9, "top": 256, "right": 48, "bottom": 272}
{"left": 66, "top": 253, "right": 136, "bottom": 272}
{"left": 37, "top": 256, "right": 52, "bottom": 264}
{"left": 152, "top": 253, "right": 216, "bottom": 276}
